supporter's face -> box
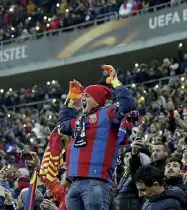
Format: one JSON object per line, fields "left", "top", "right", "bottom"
{"left": 82, "top": 93, "right": 98, "bottom": 114}
{"left": 165, "top": 161, "right": 181, "bottom": 178}
{"left": 123, "top": 152, "right": 131, "bottom": 167}
{"left": 152, "top": 145, "right": 166, "bottom": 162}
{"left": 150, "top": 124, "right": 157, "bottom": 133}
{"left": 136, "top": 182, "right": 159, "bottom": 199}
{"left": 159, "top": 116, "right": 165, "bottom": 125}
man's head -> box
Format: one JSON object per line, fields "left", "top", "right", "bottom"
{"left": 150, "top": 124, "right": 157, "bottom": 133}
{"left": 134, "top": 165, "right": 164, "bottom": 199}
{"left": 165, "top": 158, "right": 183, "bottom": 178}
{"left": 82, "top": 85, "right": 112, "bottom": 114}
{"left": 152, "top": 143, "right": 169, "bottom": 162}
{"left": 123, "top": 152, "right": 132, "bottom": 167}
{"left": 158, "top": 113, "right": 166, "bottom": 125}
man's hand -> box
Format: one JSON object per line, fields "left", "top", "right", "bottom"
{"left": 131, "top": 140, "right": 143, "bottom": 155}
{"left": 102, "top": 65, "right": 121, "bottom": 88}
{"left": 102, "top": 65, "right": 116, "bottom": 84}
{"left": 68, "top": 80, "right": 84, "bottom": 101}
{"left": 0, "top": 166, "right": 8, "bottom": 181}
{"left": 27, "top": 152, "right": 40, "bottom": 168}
{"left": 40, "top": 199, "right": 58, "bottom": 210}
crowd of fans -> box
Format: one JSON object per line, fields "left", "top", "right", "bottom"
{"left": 0, "top": 46, "right": 186, "bottom": 209}
{"left": 0, "top": 1, "right": 186, "bottom": 210}
{"left": 0, "top": 0, "right": 185, "bottom": 42}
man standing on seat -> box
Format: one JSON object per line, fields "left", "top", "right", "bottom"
{"left": 59, "top": 65, "right": 136, "bottom": 210}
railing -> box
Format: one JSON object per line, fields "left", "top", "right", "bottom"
{"left": 6, "top": 99, "right": 53, "bottom": 109}
{"left": 125, "top": 75, "right": 178, "bottom": 88}
{"left": 0, "top": 0, "right": 185, "bottom": 46}
{"left": 4, "top": 75, "right": 181, "bottom": 110}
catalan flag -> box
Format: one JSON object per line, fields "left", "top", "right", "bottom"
{"left": 24, "top": 127, "right": 69, "bottom": 210}
{"left": 24, "top": 169, "right": 38, "bottom": 210}
{"left": 39, "top": 127, "right": 69, "bottom": 181}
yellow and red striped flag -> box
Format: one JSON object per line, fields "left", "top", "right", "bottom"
{"left": 39, "top": 127, "right": 69, "bottom": 181}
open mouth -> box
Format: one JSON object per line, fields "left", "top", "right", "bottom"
{"left": 153, "top": 155, "right": 157, "bottom": 160}
{"left": 168, "top": 171, "right": 175, "bottom": 173}
{"left": 82, "top": 100, "right": 87, "bottom": 109}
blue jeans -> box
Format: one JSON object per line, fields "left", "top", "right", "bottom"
{"left": 66, "top": 179, "right": 110, "bottom": 210}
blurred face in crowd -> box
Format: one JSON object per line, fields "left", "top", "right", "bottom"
{"left": 136, "top": 181, "right": 161, "bottom": 199}
{"left": 150, "top": 124, "right": 157, "bottom": 134}
{"left": 152, "top": 145, "right": 167, "bottom": 162}
{"left": 165, "top": 161, "right": 181, "bottom": 178}
{"left": 123, "top": 152, "right": 132, "bottom": 167}
{"left": 82, "top": 93, "right": 98, "bottom": 114}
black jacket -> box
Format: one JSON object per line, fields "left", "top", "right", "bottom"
{"left": 142, "top": 186, "right": 187, "bottom": 210}
{"left": 165, "top": 176, "right": 187, "bottom": 195}
{"left": 113, "top": 176, "right": 142, "bottom": 210}
{"left": 151, "top": 159, "right": 166, "bottom": 172}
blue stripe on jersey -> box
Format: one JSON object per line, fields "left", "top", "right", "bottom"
{"left": 88, "top": 108, "right": 110, "bottom": 177}
{"left": 68, "top": 139, "right": 80, "bottom": 176}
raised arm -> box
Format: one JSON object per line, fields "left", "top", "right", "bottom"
{"left": 102, "top": 65, "right": 136, "bottom": 122}
{"left": 58, "top": 80, "right": 84, "bottom": 135}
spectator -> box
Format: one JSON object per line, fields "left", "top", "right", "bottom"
{"left": 58, "top": 0, "right": 68, "bottom": 16}
{"left": 134, "top": 165, "right": 187, "bottom": 210}
{"left": 164, "top": 157, "right": 187, "bottom": 194}
{"left": 48, "top": 16, "right": 61, "bottom": 31}
{"left": 27, "top": 0, "right": 37, "bottom": 15}
{"left": 178, "top": 46, "right": 187, "bottom": 74}
{"left": 119, "top": 0, "right": 133, "bottom": 17}
{"left": 113, "top": 144, "right": 151, "bottom": 210}
{"left": 59, "top": 66, "right": 136, "bottom": 210}
{"left": 151, "top": 143, "right": 170, "bottom": 171}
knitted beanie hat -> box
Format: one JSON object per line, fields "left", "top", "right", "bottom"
{"left": 84, "top": 85, "right": 112, "bottom": 106}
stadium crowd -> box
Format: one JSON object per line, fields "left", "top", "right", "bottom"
{"left": 0, "top": 47, "right": 186, "bottom": 210}
{"left": 0, "top": 0, "right": 185, "bottom": 42}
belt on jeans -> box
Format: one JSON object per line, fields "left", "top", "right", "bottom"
{"left": 72, "top": 177, "right": 107, "bottom": 183}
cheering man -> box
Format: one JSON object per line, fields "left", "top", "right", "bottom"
{"left": 59, "top": 65, "right": 136, "bottom": 210}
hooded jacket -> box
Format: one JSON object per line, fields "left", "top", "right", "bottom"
{"left": 142, "top": 186, "right": 187, "bottom": 210}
